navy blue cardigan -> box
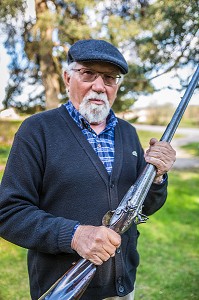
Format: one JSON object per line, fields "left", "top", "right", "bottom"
{"left": 0, "top": 105, "right": 167, "bottom": 300}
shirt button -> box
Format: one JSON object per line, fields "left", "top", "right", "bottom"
{"left": 97, "top": 143, "right": 101, "bottom": 148}
{"left": 118, "top": 285, "right": 125, "bottom": 293}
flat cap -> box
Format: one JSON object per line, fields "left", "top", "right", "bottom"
{"left": 67, "top": 39, "right": 128, "bottom": 74}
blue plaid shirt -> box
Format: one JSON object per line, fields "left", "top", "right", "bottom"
{"left": 64, "top": 101, "right": 118, "bottom": 174}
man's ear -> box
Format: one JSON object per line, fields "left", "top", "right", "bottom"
{"left": 63, "top": 71, "right": 70, "bottom": 87}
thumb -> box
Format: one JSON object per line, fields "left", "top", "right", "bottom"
{"left": 149, "top": 137, "right": 158, "bottom": 146}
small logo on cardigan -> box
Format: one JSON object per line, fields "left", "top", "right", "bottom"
{"left": 132, "top": 151, "right": 138, "bottom": 157}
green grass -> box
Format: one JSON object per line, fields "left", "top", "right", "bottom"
{"left": 0, "top": 120, "right": 21, "bottom": 180}
{"left": 136, "top": 130, "right": 183, "bottom": 149}
{"left": 0, "top": 170, "right": 198, "bottom": 299}
{"left": 0, "top": 120, "right": 22, "bottom": 145}
{"left": 0, "top": 145, "right": 11, "bottom": 165}
{"left": 0, "top": 145, "right": 11, "bottom": 180}
{"left": 136, "top": 171, "right": 199, "bottom": 300}
{"left": 181, "top": 142, "right": 199, "bottom": 157}
{"left": 0, "top": 239, "right": 29, "bottom": 300}
{"left": 137, "top": 131, "right": 162, "bottom": 149}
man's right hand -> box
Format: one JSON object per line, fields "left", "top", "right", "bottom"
{"left": 71, "top": 225, "right": 121, "bottom": 265}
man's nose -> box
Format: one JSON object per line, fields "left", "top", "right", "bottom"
{"left": 91, "top": 75, "right": 106, "bottom": 93}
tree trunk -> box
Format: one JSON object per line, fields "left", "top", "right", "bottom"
{"left": 35, "top": 0, "right": 60, "bottom": 110}
{"left": 39, "top": 53, "right": 60, "bottom": 110}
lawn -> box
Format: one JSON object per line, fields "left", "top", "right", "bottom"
{"left": 135, "top": 170, "right": 199, "bottom": 300}
{"left": 0, "top": 170, "right": 198, "bottom": 300}
{"left": 182, "top": 142, "right": 199, "bottom": 157}
{"left": 0, "top": 240, "right": 29, "bottom": 300}
{"left": 0, "top": 145, "right": 11, "bottom": 180}
{"left": 0, "top": 122, "right": 198, "bottom": 299}
{"left": 0, "top": 120, "right": 22, "bottom": 145}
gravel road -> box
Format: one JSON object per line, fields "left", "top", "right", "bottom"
{"left": 134, "top": 124, "right": 199, "bottom": 170}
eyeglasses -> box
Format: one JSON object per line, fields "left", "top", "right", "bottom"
{"left": 71, "top": 68, "right": 122, "bottom": 86}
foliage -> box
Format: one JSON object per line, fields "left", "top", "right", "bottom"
{"left": 135, "top": 0, "right": 199, "bottom": 76}
{"left": 1, "top": 0, "right": 198, "bottom": 111}
{"left": 1, "top": 0, "right": 96, "bottom": 109}
{"left": 0, "top": 0, "right": 25, "bottom": 20}
{"left": 144, "top": 103, "right": 176, "bottom": 125}
{"left": 182, "top": 105, "right": 199, "bottom": 127}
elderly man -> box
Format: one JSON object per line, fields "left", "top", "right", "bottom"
{"left": 0, "top": 39, "right": 176, "bottom": 300}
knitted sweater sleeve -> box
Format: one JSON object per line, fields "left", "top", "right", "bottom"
{"left": 0, "top": 116, "right": 78, "bottom": 254}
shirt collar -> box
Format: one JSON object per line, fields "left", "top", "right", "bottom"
{"left": 64, "top": 100, "right": 118, "bottom": 132}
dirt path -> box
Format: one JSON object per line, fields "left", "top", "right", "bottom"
{"left": 134, "top": 124, "right": 199, "bottom": 170}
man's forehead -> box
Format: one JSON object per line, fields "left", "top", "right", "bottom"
{"left": 76, "top": 61, "right": 121, "bottom": 73}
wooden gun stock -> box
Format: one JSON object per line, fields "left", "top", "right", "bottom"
{"left": 38, "top": 65, "right": 199, "bottom": 300}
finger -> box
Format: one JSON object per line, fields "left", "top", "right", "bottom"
{"left": 95, "top": 250, "right": 112, "bottom": 262}
{"left": 145, "top": 150, "right": 173, "bottom": 162}
{"left": 89, "top": 254, "right": 104, "bottom": 265}
{"left": 145, "top": 156, "right": 166, "bottom": 171}
{"left": 145, "top": 143, "right": 176, "bottom": 162}
{"left": 151, "top": 141, "right": 175, "bottom": 154}
{"left": 79, "top": 244, "right": 109, "bottom": 263}
{"left": 146, "top": 147, "right": 176, "bottom": 165}
{"left": 145, "top": 156, "right": 174, "bottom": 175}
{"left": 106, "top": 228, "right": 121, "bottom": 247}
{"left": 148, "top": 140, "right": 170, "bottom": 148}
{"left": 102, "top": 243, "right": 117, "bottom": 257}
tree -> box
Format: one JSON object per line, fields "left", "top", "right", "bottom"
{"left": 0, "top": 0, "right": 198, "bottom": 111}
{"left": 0, "top": 0, "right": 153, "bottom": 111}
{"left": 134, "top": 0, "right": 199, "bottom": 79}
{"left": 1, "top": 0, "right": 95, "bottom": 110}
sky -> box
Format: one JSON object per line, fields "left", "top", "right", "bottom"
{"left": 0, "top": 0, "right": 198, "bottom": 110}
{"left": 133, "top": 67, "right": 199, "bottom": 109}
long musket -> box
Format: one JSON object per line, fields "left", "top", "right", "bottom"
{"left": 39, "top": 65, "right": 199, "bottom": 300}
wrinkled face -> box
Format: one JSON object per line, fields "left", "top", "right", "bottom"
{"left": 63, "top": 61, "right": 121, "bottom": 124}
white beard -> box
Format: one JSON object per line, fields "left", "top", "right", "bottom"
{"left": 79, "top": 91, "right": 110, "bottom": 124}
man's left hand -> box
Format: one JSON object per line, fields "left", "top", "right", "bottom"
{"left": 144, "top": 138, "right": 176, "bottom": 180}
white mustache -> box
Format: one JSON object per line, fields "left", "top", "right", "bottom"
{"left": 83, "top": 91, "right": 109, "bottom": 104}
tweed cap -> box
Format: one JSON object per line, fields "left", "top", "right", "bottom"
{"left": 67, "top": 39, "right": 128, "bottom": 74}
